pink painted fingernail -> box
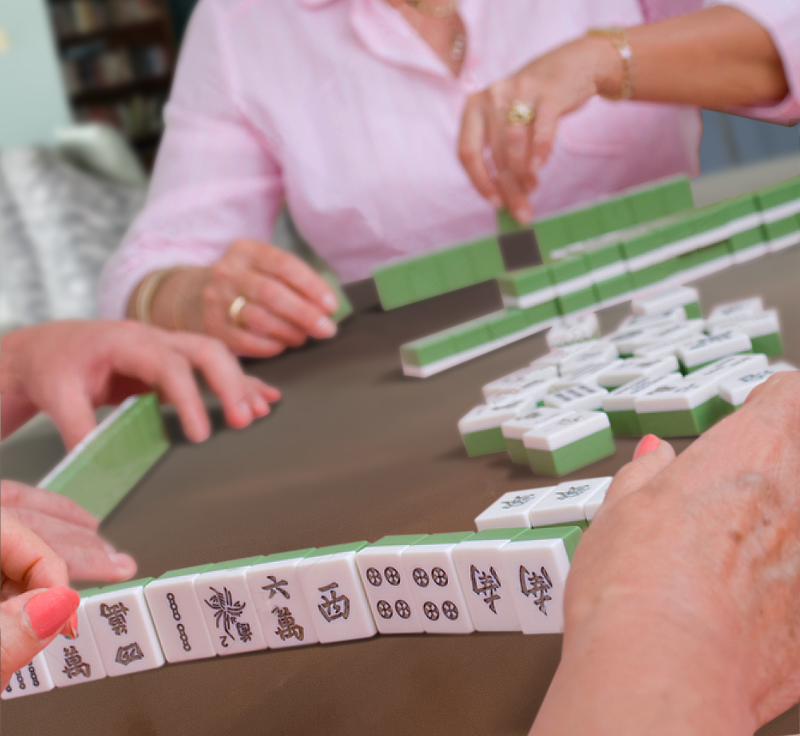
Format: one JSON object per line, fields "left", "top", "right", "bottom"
{"left": 633, "top": 434, "right": 660, "bottom": 460}
{"left": 109, "top": 553, "right": 137, "bottom": 578}
{"left": 25, "top": 587, "right": 80, "bottom": 640}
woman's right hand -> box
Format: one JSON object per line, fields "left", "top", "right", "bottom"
{"left": 152, "top": 239, "right": 340, "bottom": 358}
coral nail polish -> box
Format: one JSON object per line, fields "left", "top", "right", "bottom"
{"left": 25, "top": 587, "right": 80, "bottom": 640}
{"left": 633, "top": 434, "right": 660, "bottom": 459}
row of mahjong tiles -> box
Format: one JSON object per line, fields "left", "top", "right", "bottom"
{"left": 6, "top": 518, "right": 603, "bottom": 700}
{"left": 457, "top": 288, "right": 796, "bottom": 476}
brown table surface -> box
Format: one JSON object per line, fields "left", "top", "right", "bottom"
{"left": 3, "top": 247, "right": 800, "bottom": 736}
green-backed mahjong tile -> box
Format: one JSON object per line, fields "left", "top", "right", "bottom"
{"left": 549, "top": 257, "right": 587, "bottom": 284}
{"left": 373, "top": 266, "right": 411, "bottom": 310}
{"left": 630, "top": 259, "right": 675, "bottom": 289}
{"left": 208, "top": 556, "right": 265, "bottom": 572}
{"left": 756, "top": 176, "right": 800, "bottom": 210}
{"left": 556, "top": 286, "right": 596, "bottom": 315}
{"left": 510, "top": 525, "right": 584, "bottom": 561}
{"left": 497, "top": 263, "right": 553, "bottom": 297}
{"left": 606, "top": 410, "right": 641, "bottom": 437}
{"left": 658, "top": 218, "right": 695, "bottom": 245}
{"left": 97, "top": 577, "right": 154, "bottom": 594}
{"left": 487, "top": 310, "right": 528, "bottom": 339}
{"left": 683, "top": 301, "right": 702, "bottom": 320}
{"left": 405, "top": 255, "right": 445, "bottom": 302}
{"left": 399, "top": 334, "right": 455, "bottom": 366}
{"left": 621, "top": 230, "right": 664, "bottom": 260}
{"left": 466, "top": 237, "right": 505, "bottom": 278}
{"left": 686, "top": 203, "right": 729, "bottom": 234}
{"left": 764, "top": 215, "right": 800, "bottom": 241}
{"left": 321, "top": 272, "right": 354, "bottom": 323}
{"left": 370, "top": 534, "right": 429, "bottom": 547}
{"left": 595, "top": 199, "right": 636, "bottom": 234}
{"left": 263, "top": 548, "right": 316, "bottom": 563}
{"left": 637, "top": 396, "right": 721, "bottom": 437}
{"left": 452, "top": 320, "right": 492, "bottom": 352}
{"left": 721, "top": 192, "right": 760, "bottom": 221}
{"left": 582, "top": 242, "right": 624, "bottom": 271}
{"left": 593, "top": 272, "right": 634, "bottom": 302}
{"left": 463, "top": 427, "right": 507, "bottom": 456}
{"left": 564, "top": 206, "right": 599, "bottom": 243}
{"left": 504, "top": 437, "right": 529, "bottom": 464}
{"left": 497, "top": 209, "right": 528, "bottom": 234}
{"left": 658, "top": 177, "right": 695, "bottom": 214}
{"left": 533, "top": 217, "right": 569, "bottom": 260}
{"left": 749, "top": 333, "right": 783, "bottom": 357}
{"left": 532, "top": 519, "right": 590, "bottom": 534}
{"left": 307, "top": 541, "right": 370, "bottom": 557}
{"left": 437, "top": 246, "right": 478, "bottom": 291}
{"left": 525, "top": 428, "right": 615, "bottom": 477}
{"left": 729, "top": 225, "right": 767, "bottom": 253}
{"left": 681, "top": 351, "right": 753, "bottom": 374}
{"left": 520, "top": 300, "right": 559, "bottom": 326}
{"left": 691, "top": 240, "right": 730, "bottom": 267}
{"left": 627, "top": 189, "right": 665, "bottom": 223}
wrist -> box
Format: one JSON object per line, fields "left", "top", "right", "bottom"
{"left": 584, "top": 29, "right": 634, "bottom": 100}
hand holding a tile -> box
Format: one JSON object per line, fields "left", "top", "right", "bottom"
{"left": 1, "top": 481, "right": 137, "bottom": 584}
{"left": 0, "top": 512, "right": 80, "bottom": 689}
{"left": 0, "top": 320, "right": 281, "bottom": 450}
{"left": 530, "top": 372, "right": 800, "bottom": 735}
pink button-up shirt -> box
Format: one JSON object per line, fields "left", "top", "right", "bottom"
{"left": 99, "top": 0, "right": 800, "bottom": 319}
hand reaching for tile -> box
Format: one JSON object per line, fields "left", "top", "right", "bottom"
{"left": 530, "top": 372, "right": 800, "bottom": 736}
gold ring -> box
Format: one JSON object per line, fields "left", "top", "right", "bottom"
{"left": 506, "top": 100, "right": 536, "bottom": 126}
{"left": 229, "top": 296, "right": 247, "bottom": 327}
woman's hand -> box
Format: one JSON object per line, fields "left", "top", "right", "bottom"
{"left": 459, "top": 36, "right": 621, "bottom": 224}
{"left": 1, "top": 481, "right": 137, "bottom": 583}
{"left": 0, "top": 513, "right": 80, "bottom": 689}
{"left": 1, "top": 320, "right": 281, "bottom": 449}
{"left": 149, "top": 240, "right": 340, "bottom": 359}
{"left": 531, "top": 372, "right": 800, "bottom": 736}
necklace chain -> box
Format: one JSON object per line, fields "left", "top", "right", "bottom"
{"left": 404, "top": 0, "right": 458, "bottom": 19}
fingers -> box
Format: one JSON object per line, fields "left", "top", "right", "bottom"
{"left": 0, "top": 586, "right": 79, "bottom": 689}
{"left": 604, "top": 435, "right": 677, "bottom": 505}
{"left": 1, "top": 512, "right": 69, "bottom": 595}
{"left": 458, "top": 95, "right": 502, "bottom": 208}
{"left": 42, "top": 378, "right": 99, "bottom": 453}
{"left": 530, "top": 98, "right": 560, "bottom": 174}
{"left": 10, "top": 509, "right": 137, "bottom": 582}
{"left": 1, "top": 480, "right": 99, "bottom": 532}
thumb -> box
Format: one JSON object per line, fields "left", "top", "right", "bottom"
{"left": 46, "top": 381, "right": 98, "bottom": 452}
{"left": 604, "top": 435, "right": 676, "bottom": 505}
{"left": 0, "top": 586, "right": 79, "bottom": 689}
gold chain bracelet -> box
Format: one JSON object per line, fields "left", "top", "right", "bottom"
{"left": 135, "top": 267, "right": 182, "bottom": 326}
{"left": 586, "top": 27, "right": 635, "bottom": 101}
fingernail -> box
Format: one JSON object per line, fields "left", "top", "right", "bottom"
{"left": 489, "top": 195, "right": 503, "bottom": 209}
{"left": 25, "top": 587, "right": 80, "bottom": 640}
{"left": 314, "top": 316, "right": 337, "bottom": 338}
{"left": 251, "top": 396, "right": 268, "bottom": 416}
{"left": 514, "top": 207, "right": 532, "bottom": 224}
{"left": 321, "top": 293, "right": 337, "bottom": 312}
{"left": 109, "top": 553, "right": 137, "bottom": 578}
{"left": 633, "top": 434, "right": 660, "bottom": 460}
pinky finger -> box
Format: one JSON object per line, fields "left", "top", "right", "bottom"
{"left": 458, "top": 100, "right": 502, "bottom": 208}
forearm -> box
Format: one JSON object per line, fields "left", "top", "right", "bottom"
{"left": 531, "top": 597, "right": 755, "bottom": 736}
{"left": 0, "top": 332, "right": 40, "bottom": 439}
{"left": 594, "top": 6, "right": 789, "bottom": 109}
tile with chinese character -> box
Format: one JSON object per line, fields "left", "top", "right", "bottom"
{"left": 1, "top": 654, "right": 54, "bottom": 699}
{"left": 246, "top": 550, "right": 321, "bottom": 649}
{"left": 474, "top": 487, "right": 555, "bottom": 531}
{"left": 84, "top": 579, "right": 165, "bottom": 677}
{"left": 297, "top": 543, "right": 377, "bottom": 644}
{"left": 527, "top": 477, "right": 612, "bottom": 527}
{"left": 401, "top": 533, "right": 475, "bottom": 635}
{"left": 145, "top": 565, "right": 218, "bottom": 663}
{"left": 452, "top": 530, "right": 528, "bottom": 632}
{"left": 356, "top": 535, "right": 428, "bottom": 635}
{"left": 43, "top": 596, "right": 107, "bottom": 687}
{"left": 193, "top": 558, "right": 268, "bottom": 656}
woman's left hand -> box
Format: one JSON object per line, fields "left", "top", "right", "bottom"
{"left": 458, "top": 36, "right": 622, "bottom": 224}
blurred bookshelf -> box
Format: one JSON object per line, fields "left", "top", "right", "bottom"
{"left": 47, "top": 0, "right": 175, "bottom": 170}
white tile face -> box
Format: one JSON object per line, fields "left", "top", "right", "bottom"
{"left": 602, "top": 373, "right": 683, "bottom": 413}
{"left": 584, "top": 481, "right": 612, "bottom": 520}
{"left": 85, "top": 587, "right": 166, "bottom": 676}
{"left": 708, "top": 310, "right": 779, "bottom": 339}
{"left": 452, "top": 541, "right": 522, "bottom": 632}
{"left": 458, "top": 392, "right": 542, "bottom": 434}
{"left": 482, "top": 366, "right": 558, "bottom": 400}
{"left": 554, "top": 361, "right": 621, "bottom": 389}
{"left": 501, "top": 408, "right": 563, "bottom": 440}
{"left": 43, "top": 600, "right": 107, "bottom": 687}
{"left": 501, "top": 539, "right": 571, "bottom": 634}
{"left": 145, "top": 575, "right": 217, "bottom": 663}
{"left": 193, "top": 569, "right": 268, "bottom": 656}
{"left": 356, "top": 546, "right": 425, "bottom": 635}
{"left": 401, "top": 545, "right": 474, "bottom": 634}
{"left": 596, "top": 355, "right": 679, "bottom": 388}
{"left": 707, "top": 297, "right": 764, "bottom": 324}
{"left": 634, "top": 378, "right": 718, "bottom": 413}
{"left": 676, "top": 331, "right": 752, "bottom": 369}
{"left": 543, "top": 384, "right": 607, "bottom": 412}
{"left": 718, "top": 362, "right": 797, "bottom": 406}
{"left": 523, "top": 411, "right": 609, "bottom": 451}
{"left": 546, "top": 313, "right": 599, "bottom": 348}
{"left": 2, "top": 654, "right": 54, "bottom": 699}
{"left": 298, "top": 552, "right": 377, "bottom": 643}
{"left": 246, "top": 559, "right": 320, "bottom": 648}
{"left": 616, "top": 308, "right": 686, "bottom": 333}
{"left": 528, "top": 477, "right": 612, "bottom": 527}
{"left": 557, "top": 342, "right": 618, "bottom": 373}
{"left": 631, "top": 286, "right": 699, "bottom": 315}
{"left": 689, "top": 353, "right": 769, "bottom": 387}
{"left": 531, "top": 343, "right": 594, "bottom": 370}
{"left": 607, "top": 327, "right": 661, "bottom": 356}
{"left": 474, "top": 488, "right": 556, "bottom": 531}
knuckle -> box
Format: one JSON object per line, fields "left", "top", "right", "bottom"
{"left": 209, "top": 260, "right": 231, "bottom": 285}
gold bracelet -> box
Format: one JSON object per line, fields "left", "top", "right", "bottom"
{"left": 135, "top": 267, "right": 182, "bottom": 325}
{"left": 586, "top": 27, "right": 635, "bottom": 101}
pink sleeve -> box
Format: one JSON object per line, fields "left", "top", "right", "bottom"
{"left": 98, "top": 0, "right": 284, "bottom": 319}
{"left": 708, "top": 0, "right": 800, "bottom": 124}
